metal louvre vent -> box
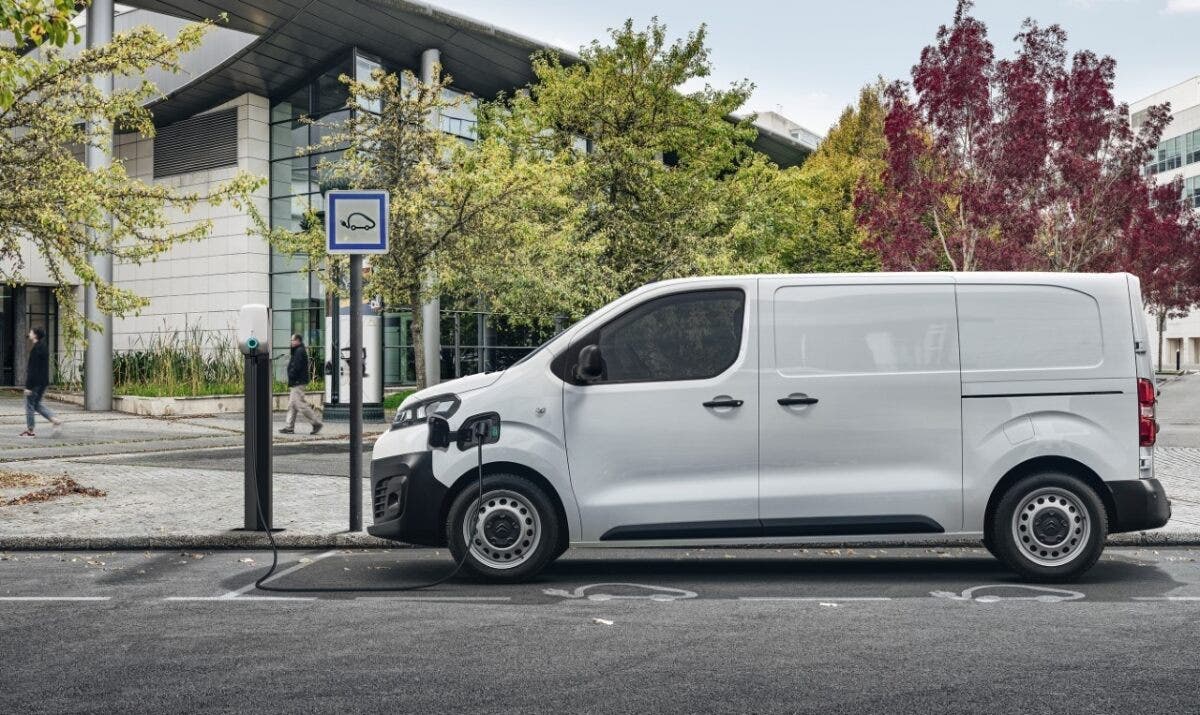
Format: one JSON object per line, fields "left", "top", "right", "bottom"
{"left": 153, "top": 108, "right": 238, "bottom": 178}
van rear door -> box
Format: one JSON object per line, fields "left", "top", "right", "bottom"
{"left": 757, "top": 278, "right": 963, "bottom": 536}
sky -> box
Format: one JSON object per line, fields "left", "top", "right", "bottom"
{"left": 432, "top": 0, "right": 1200, "bottom": 137}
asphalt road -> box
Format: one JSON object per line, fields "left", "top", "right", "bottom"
{"left": 3, "top": 546, "right": 1200, "bottom": 714}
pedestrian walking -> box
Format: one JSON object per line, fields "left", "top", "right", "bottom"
{"left": 280, "top": 333, "right": 322, "bottom": 435}
{"left": 20, "top": 326, "right": 62, "bottom": 438}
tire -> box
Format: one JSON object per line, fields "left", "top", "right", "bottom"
{"left": 990, "top": 471, "right": 1108, "bottom": 582}
{"left": 446, "top": 473, "right": 561, "bottom": 583}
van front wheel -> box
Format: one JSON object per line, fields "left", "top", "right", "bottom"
{"left": 446, "top": 473, "right": 560, "bottom": 583}
{"left": 991, "top": 472, "right": 1108, "bottom": 582}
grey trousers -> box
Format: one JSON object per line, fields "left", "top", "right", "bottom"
{"left": 25, "top": 387, "right": 55, "bottom": 431}
{"left": 285, "top": 385, "right": 321, "bottom": 428}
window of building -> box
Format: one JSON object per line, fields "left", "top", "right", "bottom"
{"left": 25, "top": 287, "right": 59, "bottom": 382}
{"left": 1185, "top": 176, "right": 1200, "bottom": 208}
{"left": 1147, "top": 129, "right": 1200, "bottom": 175}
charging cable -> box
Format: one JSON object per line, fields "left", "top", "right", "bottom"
{"left": 250, "top": 424, "right": 488, "bottom": 594}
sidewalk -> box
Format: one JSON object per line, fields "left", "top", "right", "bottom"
{"left": 0, "top": 383, "right": 1198, "bottom": 550}
{"left": 0, "top": 392, "right": 391, "bottom": 548}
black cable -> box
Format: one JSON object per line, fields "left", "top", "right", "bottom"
{"left": 251, "top": 439, "right": 485, "bottom": 593}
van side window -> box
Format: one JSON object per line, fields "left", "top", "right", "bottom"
{"left": 957, "top": 285, "right": 1103, "bottom": 371}
{"left": 773, "top": 284, "right": 958, "bottom": 375}
{"left": 571, "top": 289, "right": 745, "bottom": 384}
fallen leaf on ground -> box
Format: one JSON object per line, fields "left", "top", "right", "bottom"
{"left": 1, "top": 476, "right": 105, "bottom": 506}
{"left": 0, "top": 472, "right": 43, "bottom": 489}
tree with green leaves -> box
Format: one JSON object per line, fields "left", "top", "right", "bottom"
{"left": 779, "top": 82, "right": 887, "bottom": 273}
{"left": 0, "top": 3, "right": 260, "bottom": 345}
{"left": 247, "top": 67, "right": 538, "bottom": 389}
{"left": 460, "top": 19, "right": 777, "bottom": 320}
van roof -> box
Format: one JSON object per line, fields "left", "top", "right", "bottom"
{"left": 643, "top": 271, "right": 1133, "bottom": 289}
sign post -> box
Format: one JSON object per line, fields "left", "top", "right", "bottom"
{"left": 327, "top": 190, "right": 389, "bottom": 532}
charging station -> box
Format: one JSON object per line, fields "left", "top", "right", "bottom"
{"left": 237, "top": 304, "right": 274, "bottom": 532}
{"left": 322, "top": 304, "right": 383, "bottom": 422}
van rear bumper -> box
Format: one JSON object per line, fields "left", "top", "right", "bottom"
{"left": 1108, "top": 478, "right": 1171, "bottom": 533}
{"left": 366, "top": 451, "right": 448, "bottom": 546}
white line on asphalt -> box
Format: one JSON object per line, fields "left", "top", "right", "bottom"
{"left": 164, "top": 596, "right": 316, "bottom": 602}
{"left": 221, "top": 550, "right": 339, "bottom": 598}
{"left": 0, "top": 596, "right": 111, "bottom": 601}
{"left": 162, "top": 550, "right": 339, "bottom": 602}
{"left": 737, "top": 597, "right": 893, "bottom": 602}
{"left": 353, "top": 596, "right": 512, "bottom": 602}
{"left": 1131, "top": 596, "right": 1200, "bottom": 601}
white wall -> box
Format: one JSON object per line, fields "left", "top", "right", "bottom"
{"left": 1134, "top": 76, "right": 1200, "bottom": 369}
{"left": 111, "top": 93, "right": 271, "bottom": 353}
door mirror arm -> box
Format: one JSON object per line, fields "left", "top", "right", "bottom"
{"left": 575, "top": 344, "right": 605, "bottom": 383}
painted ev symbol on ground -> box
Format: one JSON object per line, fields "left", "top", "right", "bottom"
{"left": 543, "top": 583, "right": 698, "bottom": 602}
{"left": 930, "top": 584, "right": 1085, "bottom": 603}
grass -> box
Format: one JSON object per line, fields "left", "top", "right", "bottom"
{"left": 383, "top": 390, "right": 416, "bottom": 410}
{"left": 113, "top": 380, "right": 325, "bottom": 398}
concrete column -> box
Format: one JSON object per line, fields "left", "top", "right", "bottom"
{"left": 420, "top": 48, "right": 441, "bottom": 387}
{"left": 84, "top": 0, "right": 114, "bottom": 411}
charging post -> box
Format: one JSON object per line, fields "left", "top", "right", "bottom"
{"left": 237, "top": 304, "right": 273, "bottom": 531}
{"left": 327, "top": 189, "right": 389, "bottom": 532}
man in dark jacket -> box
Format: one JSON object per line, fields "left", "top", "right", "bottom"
{"left": 21, "top": 326, "right": 62, "bottom": 437}
{"left": 281, "top": 333, "right": 322, "bottom": 435}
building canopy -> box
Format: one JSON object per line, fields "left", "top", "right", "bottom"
{"left": 126, "top": 0, "right": 812, "bottom": 166}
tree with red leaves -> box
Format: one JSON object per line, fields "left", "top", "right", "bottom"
{"left": 856, "top": 0, "right": 1197, "bottom": 286}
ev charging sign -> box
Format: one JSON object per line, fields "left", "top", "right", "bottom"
{"left": 326, "top": 190, "right": 389, "bottom": 254}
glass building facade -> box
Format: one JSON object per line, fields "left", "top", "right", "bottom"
{"left": 268, "top": 48, "right": 555, "bottom": 386}
{"left": 1146, "top": 127, "right": 1200, "bottom": 176}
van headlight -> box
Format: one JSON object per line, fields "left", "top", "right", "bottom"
{"left": 392, "top": 393, "right": 460, "bottom": 430}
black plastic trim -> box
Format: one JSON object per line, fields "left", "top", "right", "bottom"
{"left": 962, "top": 391, "right": 1123, "bottom": 399}
{"left": 366, "top": 451, "right": 448, "bottom": 546}
{"left": 599, "top": 515, "right": 944, "bottom": 541}
{"left": 760, "top": 515, "right": 944, "bottom": 537}
{"left": 1107, "top": 478, "right": 1171, "bottom": 533}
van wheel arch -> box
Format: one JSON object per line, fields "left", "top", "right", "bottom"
{"left": 441, "top": 461, "right": 571, "bottom": 556}
{"left": 984, "top": 456, "right": 1117, "bottom": 543}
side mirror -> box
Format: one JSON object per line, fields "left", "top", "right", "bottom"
{"left": 576, "top": 344, "right": 604, "bottom": 382}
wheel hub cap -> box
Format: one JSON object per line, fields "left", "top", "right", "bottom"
{"left": 1011, "top": 487, "right": 1091, "bottom": 567}
{"left": 465, "top": 489, "right": 542, "bottom": 570}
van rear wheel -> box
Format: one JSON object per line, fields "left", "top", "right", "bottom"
{"left": 991, "top": 472, "right": 1107, "bottom": 582}
{"left": 446, "top": 473, "right": 560, "bottom": 583}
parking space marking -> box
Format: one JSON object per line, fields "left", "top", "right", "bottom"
{"left": 225, "top": 550, "right": 338, "bottom": 597}
{"left": 353, "top": 596, "right": 512, "bottom": 602}
{"left": 0, "top": 596, "right": 110, "bottom": 601}
{"left": 737, "top": 596, "right": 893, "bottom": 602}
{"left": 162, "top": 550, "right": 338, "bottom": 602}
{"left": 1132, "top": 596, "right": 1200, "bottom": 601}
{"left": 165, "top": 596, "right": 316, "bottom": 602}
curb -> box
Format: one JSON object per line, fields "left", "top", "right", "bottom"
{"left": 0, "top": 532, "right": 398, "bottom": 550}
{"left": 1, "top": 531, "right": 1198, "bottom": 551}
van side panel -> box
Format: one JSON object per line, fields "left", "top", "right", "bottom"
{"left": 958, "top": 275, "right": 1139, "bottom": 532}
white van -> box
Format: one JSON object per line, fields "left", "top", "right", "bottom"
{"left": 369, "top": 273, "right": 1170, "bottom": 582}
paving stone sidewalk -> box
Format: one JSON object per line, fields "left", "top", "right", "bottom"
{"left": 0, "top": 381, "right": 1198, "bottom": 549}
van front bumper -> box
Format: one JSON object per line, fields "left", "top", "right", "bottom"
{"left": 366, "top": 451, "right": 448, "bottom": 546}
{"left": 1108, "top": 478, "right": 1171, "bottom": 533}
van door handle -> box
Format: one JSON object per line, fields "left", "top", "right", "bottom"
{"left": 703, "top": 398, "right": 744, "bottom": 408}
{"left": 778, "top": 394, "right": 819, "bottom": 406}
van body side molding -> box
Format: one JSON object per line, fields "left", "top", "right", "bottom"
{"left": 962, "top": 390, "right": 1123, "bottom": 399}
{"left": 599, "top": 515, "right": 944, "bottom": 541}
